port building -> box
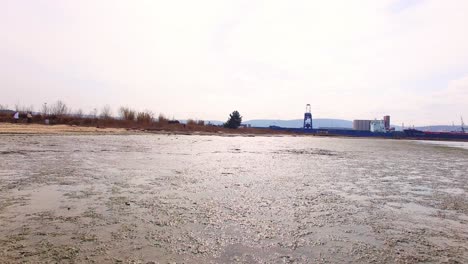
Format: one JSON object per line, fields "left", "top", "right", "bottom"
{"left": 354, "top": 115, "right": 391, "bottom": 132}
{"left": 353, "top": 120, "right": 371, "bottom": 131}
{"left": 370, "top": 120, "right": 386, "bottom": 132}
{"left": 383, "top": 115, "right": 390, "bottom": 130}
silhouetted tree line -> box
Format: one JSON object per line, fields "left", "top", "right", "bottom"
{"left": 1, "top": 101, "right": 245, "bottom": 131}
{"left": 0, "top": 101, "right": 212, "bottom": 129}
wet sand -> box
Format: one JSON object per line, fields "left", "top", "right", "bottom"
{"left": 0, "top": 135, "right": 467, "bottom": 263}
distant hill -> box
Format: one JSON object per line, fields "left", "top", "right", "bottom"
{"left": 180, "top": 120, "right": 224, "bottom": 126}
{"left": 181, "top": 118, "right": 353, "bottom": 128}
{"left": 243, "top": 119, "right": 353, "bottom": 129}
{"left": 204, "top": 120, "right": 224, "bottom": 126}
{"left": 242, "top": 119, "right": 466, "bottom": 131}
{"left": 415, "top": 125, "right": 465, "bottom": 132}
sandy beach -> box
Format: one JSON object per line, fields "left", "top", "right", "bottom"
{"left": 0, "top": 123, "right": 129, "bottom": 135}
{"left": 0, "top": 123, "right": 292, "bottom": 137}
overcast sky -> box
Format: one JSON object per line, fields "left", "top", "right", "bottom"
{"left": 1, "top": 0, "right": 468, "bottom": 125}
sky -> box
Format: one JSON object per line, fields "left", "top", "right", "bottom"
{"left": 1, "top": 0, "right": 468, "bottom": 126}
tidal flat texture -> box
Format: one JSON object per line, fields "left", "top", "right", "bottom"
{"left": 0, "top": 135, "right": 467, "bottom": 263}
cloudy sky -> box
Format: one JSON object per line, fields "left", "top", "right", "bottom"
{"left": 1, "top": 0, "right": 468, "bottom": 125}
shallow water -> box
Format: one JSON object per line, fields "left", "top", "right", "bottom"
{"left": 418, "top": 140, "right": 468, "bottom": 150}
{"left": 0, "top": 135, "right": 467, "bottom": 263}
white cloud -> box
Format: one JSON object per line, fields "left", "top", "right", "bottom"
{"left": 443, "top": 75, "right": 468, "bottom": 102}
{"left": 422, "top": 75, "right": 468, "bottom": 124}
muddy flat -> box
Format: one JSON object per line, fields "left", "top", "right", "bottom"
{"left": 0, "top": 135, "right": 467, "bottom": 263}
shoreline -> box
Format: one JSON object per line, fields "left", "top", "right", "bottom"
{"left": 0, "top": 123, "right": 131, "bottom": 135}
{"left": 2, "top": 123, "right": 468, "bottom": 142}
{"left": 0, "top": 123, "right": 292, "bottom": 137}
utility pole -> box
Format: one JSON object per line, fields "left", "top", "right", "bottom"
{"left": 461, "top": 116, "right": 465, "bottom": 133}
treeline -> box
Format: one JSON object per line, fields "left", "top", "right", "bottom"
{"left": 0, "top": 101, "right": 207, "bottom": 129}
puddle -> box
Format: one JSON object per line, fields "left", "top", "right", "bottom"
{"left": 11, "top": 185, "right": 64, "bottom": 213}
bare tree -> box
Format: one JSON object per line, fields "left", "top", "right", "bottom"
{"left": 136, "top": 110, "right": 154, "bottom": 124}
{"left": 14, "top": 102, "right": 23, "bottom": 112}
{"left": 100, "top": 105, "right": 112, "bottom": 119}
{"left": 89, "top": 108, "right": 98, "bottom": 119}
{"left": 0, "top": 104, "right": 8, "bottom": 110}
{"left": 74, "top": 109, "right": 84, "bottom": 118}
{"left": 118, "top": 106, "right": 136, "bottom": 121}
{"left": 41, "top": 103, "right": 49, "bottom": 117}
{"left": 25, "top": 105, "right": 34, "bottom": 113}
{"left": 12, "top": 103, "right": 33, "bottom": 113}
{"left": 158, "top": 113, "right": 169, "bottom": 123}
{"left": 50, "top": 100, "right": 69, "bottom": 117}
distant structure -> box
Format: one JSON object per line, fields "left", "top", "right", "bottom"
{"left": 370, "top": 120, "right": 386, "bottom": 132}
{"left": 303, "top": 104, "right": 313, "bottom": 129}
{"left": 353, "top": 120, "right": 371, "bottom": 131}
{"left": 461, "top": 116, "right": 465, "bottom": 133}
{"left": 354, "top": 115, "right": 391, "bottom": 132}
{"left": 383, "top": 115, "right": 390, "bottom": 130}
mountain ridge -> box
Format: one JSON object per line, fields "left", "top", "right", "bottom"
{"left": 243, "top": 119, "right": 352, "bottom": 129}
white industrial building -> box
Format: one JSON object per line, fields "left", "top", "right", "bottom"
{"left": 354, "top": 116, "right": 391, "bottom": 132}
{"left": 370, "top": 120, "right": 386, "bottom": 132}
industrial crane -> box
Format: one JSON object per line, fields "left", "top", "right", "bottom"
{"left": 303, "top": 104, "right": 313, "bottom": 129}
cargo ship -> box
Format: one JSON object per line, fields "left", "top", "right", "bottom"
{"left": 268, "top": 107, "right": 468, "bottom": 141}
{"left": 403, "top": 129, "right": 468, "bottom": 141}
{"left": 267, "top": 125, "right": 468, "bottom": 141}
{"left": 403, "top": 118, "right": 467, "bottom": 141}
{"left": 268, "top": 127, "right": 468, "bottom": 141}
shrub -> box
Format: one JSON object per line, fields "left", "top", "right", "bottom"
{"left": 187, "top": 119, "right": 205, "bottom": 126}
{"left": 119, "top": 106, "right": 136, "bottom": 121}
{"left": 50, "top": 100, "right": 69, "bottom": 117}
{"left": 100, "top": 105, "right": 112, "bottom": 119}
{"left": 73, "top": 109, "right": 84, "bottom": 118}
{"left": 187, "top": 119, "right": 197, "bottom": 126}
{"left": 136, "top": 110, "right": 154, "bottom": 124}
{"left": 158, "top": 114, "right": 169, "bottom": 124}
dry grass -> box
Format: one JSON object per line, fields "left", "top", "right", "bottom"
{"left": 0, "top": 121, "right": 291, "bottom": 136}
{"left": 0, "top": 123, "right": 127, "bottom": 134}
{"left": 0, "top": 109, "right": 292, "bottom": 136}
